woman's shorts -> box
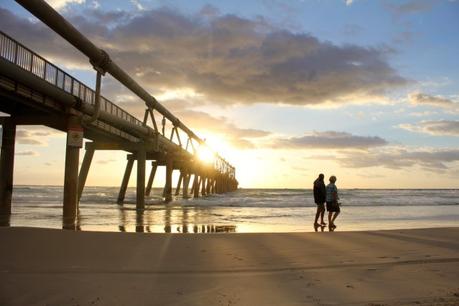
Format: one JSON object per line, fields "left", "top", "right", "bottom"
{"left": 326, "top": 201, "right": 340, "bottom": 213}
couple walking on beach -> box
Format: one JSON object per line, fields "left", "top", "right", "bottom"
{"left": 313, "top": 174, "right": 340, "bottom": 230}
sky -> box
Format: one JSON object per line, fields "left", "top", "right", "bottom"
{"left": 1, "top": 0, "right": 458, "bottom": 188}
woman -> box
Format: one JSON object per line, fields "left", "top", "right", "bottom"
{"left": 326, "top": 175, "right": 340, "bottom": 230}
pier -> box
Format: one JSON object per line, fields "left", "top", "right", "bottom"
{"left": 0, "top": 0, "right": 237, "bottom": 229}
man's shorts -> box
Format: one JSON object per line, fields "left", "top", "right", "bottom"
{"left": 315, "top": 202, "right": 325, "bottom": 209}
{"left": 326, "top": 201, "right": 340, "bottom": 213}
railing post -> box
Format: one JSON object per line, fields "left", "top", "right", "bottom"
{"left": 0, "top": 118, "right": 16, "bottom": 226}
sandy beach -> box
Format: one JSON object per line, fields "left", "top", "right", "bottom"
{"left": 0, "top": 227, "right": 458, "bottom": 305}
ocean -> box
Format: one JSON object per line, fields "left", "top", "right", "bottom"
{"left": 7, "top": 186, "right": 459, "bottom": 233}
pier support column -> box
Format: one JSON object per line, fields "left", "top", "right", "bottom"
{"left": 193, "top": 174, "right": 200, "bottom": 198}
{"left": 206, "top": 177, "right": 212, "bottom": 195}
{"left": 174, "top": 172, "right": 183, "bottom": 196}
{"left": 0, "top": 119, "right": 16, "bottom": 226}
{"left": 63, "top": 116, "right": 83, "bottom": 230}
{"left": 164, "top": 157, "right": 173, "bottom": 202}
{"left": 211, "top": 178, "right": 215, "bottom": 194}
{"left": 145, "top": 161, "right": 157, "bottom": 196}
{"left": 77, "top": 145, "right": 95, "bottom": 202}
{"left": 201, "top": 176, "right": 207, "bottom": 196}
{"left": 118, "top": 155, "right": 134, "bottom": 204}
{"left": 136, "top": 147, "right": 146, "bottom": 210}
{"left": 182, "top": 171, "right": 190, "bottom": 198}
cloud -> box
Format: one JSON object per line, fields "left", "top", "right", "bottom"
{"left": 342, "top": 24, "right": 363, "bottom": 36}
{"left": 384, "top": 0, "right": 436, "bottom": 14}
{"left": 16, "top": 130, "right": 45, "bottom": 145}
{"left": 270, "top": 131, "right": 388, "bottom": 150}
{"left": 96, "top": 159, "right": 117, "bottom": 164}
{"left": 336, "top": 147, "right": 459, "bottom": 171}
{"left": 15, "top": 151, "right": 39, "bottom": 156}
{"left": 0, "top": 7, "right": 408, "bottom": 107}
{"left": 399, "top": 120, "right": 459, "bottom": 136}
{"left": 14, "top": 128, "right": 59, "bottom": 146}
{"left": 46, "top": 0, "right": 85, "bottom": 10}
{"left": 172, "top": 107, "right": 272, "bottom": 149}
{"left": 409, "top": 92, "right": 458, "bottom": 110}
{"left": 0, "top": 8, "right": 89, "bottom": 69}
{"left": 345, "top": 0, "right": 355, "bottom": 6}
{"left": 130, "top": 0, "right": 144, "bottom": 11}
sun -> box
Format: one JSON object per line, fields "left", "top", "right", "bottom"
{"left": 200, "top": 134, "right": 236, "bottom": 162}
{"left": 197, "top": 146, "right": 216, "bottom": 164}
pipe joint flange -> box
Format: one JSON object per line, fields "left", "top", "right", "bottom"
{"left": 173, "top": 119, "right": 180, "bottom": 127}
{"left": 90, "top": 49, "right": 111, "bottom": 75}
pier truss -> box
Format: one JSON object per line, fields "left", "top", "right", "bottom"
{"left": 0, "top": 0, "right": 238, "bottom": 229}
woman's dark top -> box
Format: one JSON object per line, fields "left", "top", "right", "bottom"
{"left": 313, "top": 178, "right": 326, "bottom": 204}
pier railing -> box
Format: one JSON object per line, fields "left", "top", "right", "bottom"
{"left": 0, "top": 31, "right": 229, "bottom": 174}
{"left": 0, "top": 30, "right": 235, "bottom": 178}
{"left": 0, "top": 31, "right": 142, "bottom": 138}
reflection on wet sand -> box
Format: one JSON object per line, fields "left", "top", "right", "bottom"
{"left": 117, "top": 202, "right": 237, "bottom": 233}
{"left": 314, "top": 224, "right": 337, "bottom": 232}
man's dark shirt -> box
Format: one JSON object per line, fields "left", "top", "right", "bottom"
{"left": 313, "top": 178, "right": 326, "bottom": 204}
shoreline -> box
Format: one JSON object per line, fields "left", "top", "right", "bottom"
{"left": 1, "top": 227, "right": 458, "bottom": 305}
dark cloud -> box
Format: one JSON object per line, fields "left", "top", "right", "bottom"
{"left": 271, "top": 131, "right": 388, "bottom": 150}
{"left": 409, "top": 92, "right": 458, "bottom": 110}
{"left": 0, "top": 8, "right": 88, "bottom": 68}
{"left": 399, "top": 120, "right": 459, "bottom": 136}
{"left": 0, "top": 7, "right": 408, "bottom": 106}
{"left": 337, "top": 147, "right": 459, "bottom": 171}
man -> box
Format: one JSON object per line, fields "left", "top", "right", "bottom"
{"left": 326, "top": 175, "right": 340, "bottom": 230}
{"left": 313, "top": 174, "right": 326, "bottom": 227}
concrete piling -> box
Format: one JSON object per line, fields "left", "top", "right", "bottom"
{"left": 0, "top": 119, "right": 16, "bottom": 226}
{"left": 63, "top": 116, "right": 82, "bottom": 230}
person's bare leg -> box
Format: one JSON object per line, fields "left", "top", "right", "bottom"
{"left": 314, "top": 207, "right": 321, "bottom": 225}
{"left": 328, "top": 212, "right": 333, "bottom": 227}
{"left": 331, "top": 211, "right": 340, "bottom": 224}
{"left": 320, "top": 207, "right": 326, "bottom": 225}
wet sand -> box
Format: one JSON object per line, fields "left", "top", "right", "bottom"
{"left": 0, "top": 227, "right": 458, "bottom": 305}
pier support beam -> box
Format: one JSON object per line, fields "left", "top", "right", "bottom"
{"left": 201, "top": 176, "right": 207, "bottom": 196}
{"left": 164, "top": 157, "right": 173, "bottom": 202}
{"left": 193, "top": 174, "right": 200, "bottom": 198}
{"left": 145, "top": 161, "right": 157, "bottom": 196}
{"left": 174, "top": 172, "right": 183, "bottom": 196}
{"left": 77, "top": 145, "right": 95, "bottom": 202}
{"left": 136, "top": 147, "right": 146, "bottom": 210}
{"left": 206, "top": 177, "right": 212, "bottom": 195}
{"left": 63, "top": 116, "right": 82, "bottom": 230}
{"left": 117, "top": 155, "right": 134, "bottom": 204}
{"left": 0, "top": 119, "right": 16, "bottom": 226}
{"left": 182, "top": 171, "right": 190, "bottom": 198}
